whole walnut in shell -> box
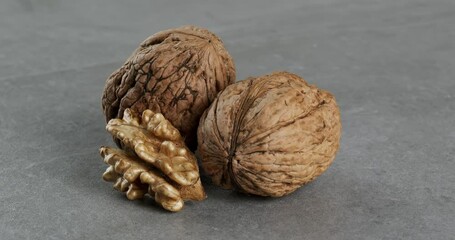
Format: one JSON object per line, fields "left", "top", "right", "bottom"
{"left": 102, "top": 25, "right": 236, "bottom": 150}
{"left": 197, "top": 72, "right": 341, "bottom": 197}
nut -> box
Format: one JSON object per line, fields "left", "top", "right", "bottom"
{"left": 102, "top": 25, "right": 236, "bottom": 150}
{"left": 100, "top": 108, "right": 206, "bottom": 212}
{"left": 197, "top": 72, "right": 341, "bottom": 197}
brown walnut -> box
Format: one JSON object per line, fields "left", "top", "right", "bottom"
{"left": 197, "top": 72, "right": 341, "bottom": 197}
{"left": 102, "top": 25, "right": 236, "bottom": 150}
{"left": 100, "top": 108, "right": 206, "bottom": 212}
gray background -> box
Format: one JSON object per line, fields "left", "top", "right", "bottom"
{"left": 1, "top": 0, "right": 454, "bottom": 239}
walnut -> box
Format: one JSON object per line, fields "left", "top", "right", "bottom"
{"left": 197, "top": 72, "right": 341, "bottom": 197}
{"left": 100, "top": 108, "right": 206, "bottom": 212}
{"left": 102, "top": 25, "right": 236, "bottom": 150}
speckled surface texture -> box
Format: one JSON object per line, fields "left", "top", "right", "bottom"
{"left": 0, "top": 0, "right": 454, "bottom": 239}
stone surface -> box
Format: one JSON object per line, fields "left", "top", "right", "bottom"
{"left": 0, "top": 0, "right": 454, "bottom": 239}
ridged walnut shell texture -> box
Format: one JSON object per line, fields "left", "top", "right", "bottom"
{"left": 197, "top": 72, "right": 341, "bottom": 197}
{"left": 102, "top": 25, "right": 236, "bottom": 150}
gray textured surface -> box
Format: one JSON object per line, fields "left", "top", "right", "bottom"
{"left": 1, "top": 0, "right": 454, "bottom": 239}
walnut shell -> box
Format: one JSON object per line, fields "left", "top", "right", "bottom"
{"left": 197, "top": 72, "right": 341, "bottom": 197}
{"left": 102, "top": 25, "right": 236, "bottom": 150}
